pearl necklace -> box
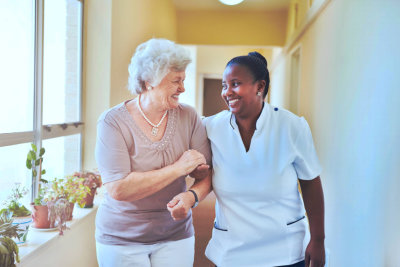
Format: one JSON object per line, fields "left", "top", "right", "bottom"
{"left": 137, "top": 95, "right": 168, "bottom": 136}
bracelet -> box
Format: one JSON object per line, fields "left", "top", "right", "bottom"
{"left": 188, "top": 189, "right": 199, "bottom": 208}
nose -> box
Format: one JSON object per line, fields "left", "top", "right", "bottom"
{"left": 222, "top": 84, "right": 233, "bottom": 97}
{"left": 178, "top": 81, "right": 185, "bottom": 93}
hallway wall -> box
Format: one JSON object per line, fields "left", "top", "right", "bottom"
{"left": 270, "top": 0, "right": 400, "bottom": 266}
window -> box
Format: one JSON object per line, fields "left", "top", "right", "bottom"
{"left": 0, "top": 0, "right": 84, "bottom": 205}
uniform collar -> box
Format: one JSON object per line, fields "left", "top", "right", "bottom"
{"left": 229, "top": 102, "right": 269, "bottom": 133}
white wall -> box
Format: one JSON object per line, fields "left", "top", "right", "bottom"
{"left": 271, "top": 0, "right": 400, "bottom": 266}
{"left": 20, "top": 208, "right": 97, "bottom": 267}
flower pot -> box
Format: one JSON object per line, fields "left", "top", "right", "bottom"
{"left": 31, "top": 203, "right": 51, "bottom": 229}
{"left": 12, "top": 215, "right": 32, "bottom": 245}
{"left": 83, "top": 188, "right": 97, "bottom": 208}
{"left": 67, "top": 202, "right": 75, "bottom": 221}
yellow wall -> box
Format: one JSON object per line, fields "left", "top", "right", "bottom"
{"left": 271, "top": 0, "right": 400, "bottom": 265}
{"left": 197, "top": 46, "right": 273, "bottom": 75}
{"left": 177, "top": 9, "right": 288, "bottom": 46}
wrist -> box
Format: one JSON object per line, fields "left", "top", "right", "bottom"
{"left": 187, "top": 189, "right": 199, "bottom": 208}
{"left": 310, "top": 236, "right": 325, "bottom": 243}
{"left": 171, "top": 163, "right": 186, "bottom": 177}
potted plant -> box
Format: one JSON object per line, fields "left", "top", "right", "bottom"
{"left": 45, "top": 176, "right": 90, "bottom": 235}
{"left": 63, "top": 175, "right": 91, "bottom": 211}
{"left": 45, "top": 191, "right": 72, "bottom": 236}
{"left": 0, "top": 211, "right": 21, "bottom": 267}
{"left": 73, "top": 171, "right": 102, "bottom": 208}
{"left": 0, "top": 184, "right": 31, "bottom": 244}
{"left": 26, "top": 144, "right": 51, "bottom": 229}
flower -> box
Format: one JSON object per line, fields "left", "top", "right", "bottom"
{"left": 0, "top": 184, "right": 30, "bottom": 217}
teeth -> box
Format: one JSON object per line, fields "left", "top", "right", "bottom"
{"left": 228, "top": 99, "right": 239, "bottom": 105}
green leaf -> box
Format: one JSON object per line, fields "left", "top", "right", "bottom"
{"left": 41, "top": 178, "right": 48, "bottom": 184}
{"left": 29, "top": 151, "right": 36, "bottom": 161}
{"left": 35, "top": 159, "right": 41, "bottom": 165}
{"left": 27, "top": 152, "right": 32, "bottom": 161}
{"left": 39, "top": 148, "right": 45, "bottom": 157}
{"left": 41, "top": 170, "right": 46, "bottom": 175}
{"left": 32, "top": 169, "right": 37, "bottom": 177}
{"left": 31, "top": 143, "right": 37, "bottom": 152}
{"left": 26, "top": 159, "right": 32, "bottom": 169}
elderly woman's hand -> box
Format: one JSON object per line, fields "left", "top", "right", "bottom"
{"left": 167, "top": 191, "right": 195, "bottom": 221}
{"left": 174, "top": 149, "right": 206, "bottom": 177}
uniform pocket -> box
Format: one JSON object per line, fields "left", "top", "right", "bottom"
{"left": 213, "top": 221, "right": 228, "bottom": 231}
{"left": 286, "top": 215, "right": 305, "bottom": 225}
{"left": 285, "top": 215, "right": 308, "bottom": 262}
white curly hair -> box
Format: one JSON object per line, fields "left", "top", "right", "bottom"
{"left": 128, "top": 38, "right": 192, "bottom": 94}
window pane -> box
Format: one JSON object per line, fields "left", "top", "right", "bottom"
{"left": 42, "top": 134, "right": 81, "bottom": 180}
{"left": 0, "top": 0, "right": 34, "bottom": 133}
{"left": 43, "top": 0, "right": 82, "bottom": 125}
{"left": 0, "top": 143, "right": 32, "bottom": 206}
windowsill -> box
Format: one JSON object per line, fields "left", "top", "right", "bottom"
{"left": 18, "top": 203, "right": 98, "bottom": 263}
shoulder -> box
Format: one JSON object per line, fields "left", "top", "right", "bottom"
{"left": 97, "top": 102, "right": 126, "bottom": 128}
{"left": 175, "top": 103, "right": 201, "bottom": 125}
{"left": 203, "top": 110, "right": 230, "bottom": 129}
{"left": 177, "top": 103, "right": 197, "bottom": 116}
{"left": 268, "top": 104, "right": 304, "bottom": 129}
{"left": 266, "top": 104, "right": 310, "bottom": 142}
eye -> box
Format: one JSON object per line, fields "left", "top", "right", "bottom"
{"left": 222, "top": 84, "right": 227, "bottom": 90}
{"left": 232, "top": 81, "right": 239, "bottom": 87}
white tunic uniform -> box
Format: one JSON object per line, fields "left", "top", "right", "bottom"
{"left": 204, "top": 103, "right": 322, "bottom": 267}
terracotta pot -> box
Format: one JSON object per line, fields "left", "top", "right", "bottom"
{"left": 31, "top": 203, "right": 51, "bottom": 229}
{"left": 67, "top": 202, "right": 75, "bottom": 221}
{"left": 83, "top": 188, "right": 97, "bottom": 208}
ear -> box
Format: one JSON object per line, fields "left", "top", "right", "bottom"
{"left": 257, "top": 80, "right": 266, "bottom": 93}
{"left": 144, "top": 82, "right": 153, "bottom": 91}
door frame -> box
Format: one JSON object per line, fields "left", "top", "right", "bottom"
{"left": 197, "top": 73, "right": 222, "bottom": 116}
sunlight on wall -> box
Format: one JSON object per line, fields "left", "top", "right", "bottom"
{"left": 180, "top": 45, "right": 197, "bottom": 108}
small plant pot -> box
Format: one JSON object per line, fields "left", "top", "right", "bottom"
{"left": 67, "top": 202, "right": 75, "bottom": 221}
{"left": 12, "top": 215, "right": 32, "bottom": 245}
{"left": 83, "top": 188, "right": 97, "bottom": 208}
{"left": 31, "top": 203, "right": 51, "bottom": 229}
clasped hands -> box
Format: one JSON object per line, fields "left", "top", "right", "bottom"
{"left": 167, "top": 149, "right": 209, "bottom": 221}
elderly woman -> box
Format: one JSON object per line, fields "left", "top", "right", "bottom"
{"left": 95, "top": 38, "right": 212, "bottom": 267}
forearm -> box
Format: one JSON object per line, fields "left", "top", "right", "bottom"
{"left": 189, "top": 169, "right": 212, "bottom": 202}
{"left": 299, "top": 176, "right": 325, "bottom": 242}
{"left": 105, "top": 164, "right": 182, "bottom": 202}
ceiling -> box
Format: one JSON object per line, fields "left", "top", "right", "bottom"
{"left": 172, "top": 0, "right": 291, "bottom": 11}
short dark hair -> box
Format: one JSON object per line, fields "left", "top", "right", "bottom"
{"left": 226, "top": 51, "right": 270, "bottom": 98}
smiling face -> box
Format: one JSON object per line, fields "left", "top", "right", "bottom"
{"left": 150, "top": 70, "right": 186, "bottom": 110}
{"left": 222, "top": 64, "right": 264, "bottom": 118}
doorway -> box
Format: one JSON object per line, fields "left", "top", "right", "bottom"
{"left": 202, "top": 78, "right": 228, "bottom": 117}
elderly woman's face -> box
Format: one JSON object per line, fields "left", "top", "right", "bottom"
{"left": 153, "top": 71, "right": 186, "bottom": 109}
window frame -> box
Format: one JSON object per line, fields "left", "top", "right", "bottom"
{"left": 0, "top": 0, "right": 84, "bottom": 202}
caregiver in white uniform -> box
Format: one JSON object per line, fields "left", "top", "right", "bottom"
{"left": 204, "top": 52, "right": 325, "bottom": 267}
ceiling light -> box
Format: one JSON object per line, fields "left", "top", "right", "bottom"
{"left": 218, "top": 0, "right": 244, "bottom": 6}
